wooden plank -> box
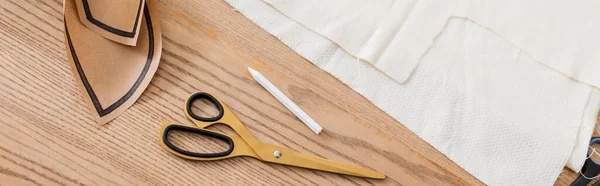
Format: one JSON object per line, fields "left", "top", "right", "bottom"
{"left": 0, "top": 0, "right": 590, "bottom": 185}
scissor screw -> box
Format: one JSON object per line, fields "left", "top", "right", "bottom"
{"left": 274, "top": 150, "right": 282, "bottom": 158}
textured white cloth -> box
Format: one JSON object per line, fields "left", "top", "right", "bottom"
{"left": 260, "top": 0, "right": 600, "bottom": 88}
{"left": 226, "top": 0, "right": 600, "bottom": 185}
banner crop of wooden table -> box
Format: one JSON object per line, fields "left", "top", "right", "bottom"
{"left": 0, "top": 0, "right": 595, "bottom": 185}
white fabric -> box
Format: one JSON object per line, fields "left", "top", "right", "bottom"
{"left": 226, "top": 0, "right": 600, "bottom": 185}
{"left": 260, "top": 0, "right": 600, "bottom": 89}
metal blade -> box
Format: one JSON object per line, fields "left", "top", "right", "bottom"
{"left": 255, "top": 144, "right": 385, "bottom": 179}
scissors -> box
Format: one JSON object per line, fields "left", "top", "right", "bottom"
{"left": 571, "top": 137, "right": 600, "bottom": 186}
{"left": 159, "top": 92, "right": 385, "bottom": 179}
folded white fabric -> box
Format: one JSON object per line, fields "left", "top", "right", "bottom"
{"left": 226, "top": 0, "right": 600, "bottom": 185}
{"left": 260, "top": 0, "right": 600, "bottom": 88}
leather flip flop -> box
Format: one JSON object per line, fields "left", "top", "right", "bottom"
{"left": 63, "top": 0, "right": 162, "bottom": 125}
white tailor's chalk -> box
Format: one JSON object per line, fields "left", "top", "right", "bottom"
{"left": 248, "top": 67, "right": 323, "bottom": 134}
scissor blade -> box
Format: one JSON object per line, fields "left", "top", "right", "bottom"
{"left": 258, "top": 144, "right": 385, "bottom": 179}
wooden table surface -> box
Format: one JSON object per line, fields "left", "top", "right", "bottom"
{"left": 0, "top": 0, "right": 591, "bottom": 185}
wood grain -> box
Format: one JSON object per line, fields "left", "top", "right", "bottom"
{"left": 0, "top": 0, "right": 590, "bottom": 185}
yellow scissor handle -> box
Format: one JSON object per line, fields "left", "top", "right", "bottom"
{"left": 183, "top": 92, "right": 261, "bottom": 147}
{"left": 158, "top": 121, "right": 258, "bottom": 160}
{"left": 158, "top": 92, "right": 262, "bottom": 160}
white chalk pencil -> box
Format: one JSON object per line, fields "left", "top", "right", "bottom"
{"left": 248, "top": 67, "right": 323, "bottom": 134}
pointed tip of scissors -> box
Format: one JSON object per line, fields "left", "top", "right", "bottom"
{"left": 371, "top": 172, "right": 386, "bottom": 179}
{"left": 343, "top": 166, "right": 385, "bottom": 179}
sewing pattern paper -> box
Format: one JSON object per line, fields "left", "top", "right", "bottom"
{"left": 226, "top": 0, "right": 600, "bottom": 185}
{"left": 63, "top": 0, "right": 162, "bottom": 125}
